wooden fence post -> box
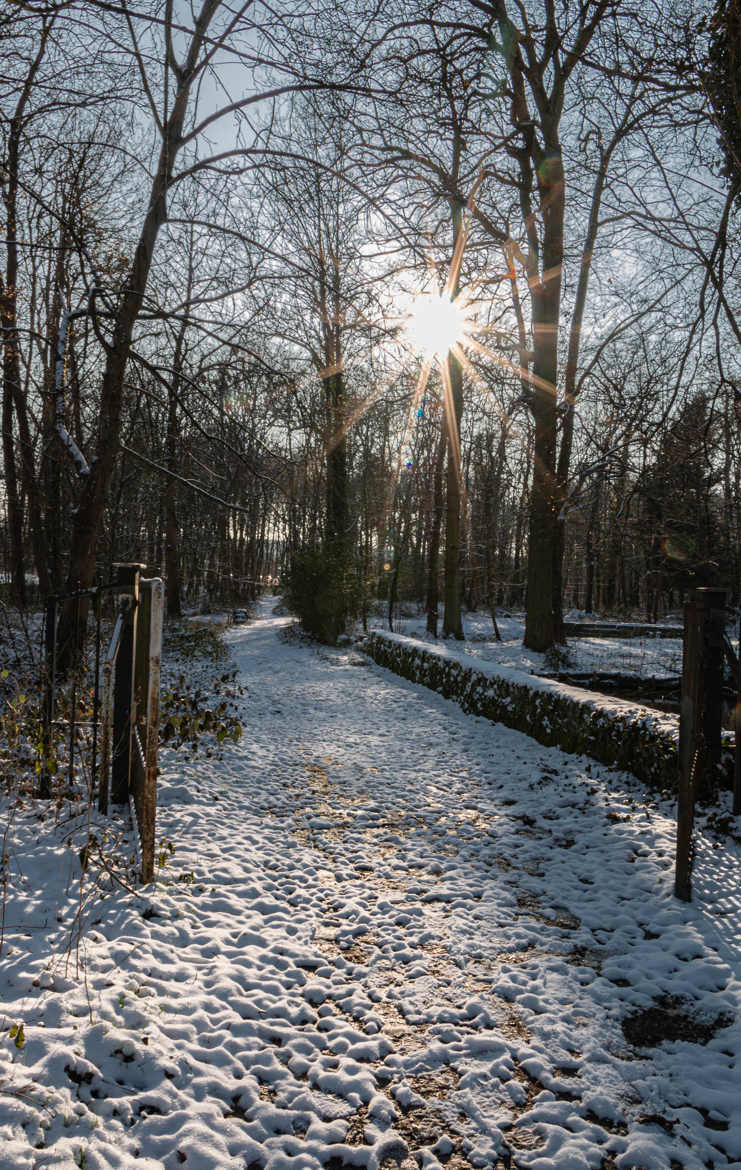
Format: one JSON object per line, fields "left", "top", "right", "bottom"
{"left": 135, "top": 579, "right": 163, "bottom": 883}
{"left": 111, "top": 564, "right": 143, "bottom": 805}
{"left": 675, "top": 587, "right": 726, "bottom": 901}
{"left": 734, "top": 616, "right": 740, "bottom": 817}
{"left": 676, "top": 597, "right": 699, "bottom": 901}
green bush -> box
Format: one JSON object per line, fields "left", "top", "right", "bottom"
{"left": 284, "top": 546, "right": 363, "bottom": 644}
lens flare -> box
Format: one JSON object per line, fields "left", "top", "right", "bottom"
{"left": 406, "top": 292, "right": 470, "bottom": 359}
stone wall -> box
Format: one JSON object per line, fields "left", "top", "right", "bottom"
{"left": 362, "top": 631, "right": 734, "bottom": 794}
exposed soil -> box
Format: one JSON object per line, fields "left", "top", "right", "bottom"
{"left": 621, "top": 995, "right": 735, "bottom": 1048}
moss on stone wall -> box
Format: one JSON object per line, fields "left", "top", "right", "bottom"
{"left": 363, "top": 632, "right": 734, "bottom": 794}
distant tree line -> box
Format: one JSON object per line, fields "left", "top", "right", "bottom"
{"left": 1, "top": 0, "right": 738, "bottom": 651}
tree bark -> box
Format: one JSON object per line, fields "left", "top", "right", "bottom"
{"left": 58, "top": 2, "right": 221, "bottom": 664}
{"left": 1, "top": 376, "right": 25, "bottom": 606}
{"left": 442, "top": 349, "right": 465, "bottom": 638}
{"left": 2, "top": 30, "right": 53, "bottom": 599}
{"left": 425, "top": 425, "right": 446, "bottom": 636}
{"left": 523, "top": 169, "right": 563, "bottom": 650}
{"left": 325, "top": 369, "right": 349, "bottom": 555}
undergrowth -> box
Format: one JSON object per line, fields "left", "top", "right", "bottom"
{"left": 0, "top": 610, "right": 247, "bottom": 980}
{"left": 162, "top": 622, "right": 230, "bottom": 663}
{"left": 160, "top": 620, "right": 245, "bottom": 755}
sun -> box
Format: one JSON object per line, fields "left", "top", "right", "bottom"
{"left": 405, "top": 292, "right": 471, "bottom": 359}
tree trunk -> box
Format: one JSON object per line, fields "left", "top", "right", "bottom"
{"left": 323, "top": 364, "right": 350, "bottom": 640}
{"left": 164, "top": 478, "right": 181, "bottom": 617}
{"left": 584, "top": 489, "right": 600, "bottom": 614}
{"left": 58, "top": 80, "right": 200, "bottom": 665}
{"left": 2, "top": 111, "right": 51, "bottom": 598}
{"left": 163, "top": 293, "right": 192, "bottom": 619}
{"left": 523, "top": 149, "right": 565, "bottom": 651}
{"left": 42, "top": 229, "right": 69, "bottom": 592}
{"left": 1, "top": 382, "right": 25, "bottom": 606}
{"left": 524, "top": 375, "right": 558, "bottom": 649}
{"left": 425, "top": 425, "right": 446, "bottom": 636}
{"left": 0, "top": 22, "right": 54, "bottom": 604}
{"left": 325, "top": 369, "right": 349, "bottom": 554}
{"left": 442, "top": 350, "right": 464, "bottom": 639}
{"left": 57, "top": 3, "right": 221, "bottom": 665}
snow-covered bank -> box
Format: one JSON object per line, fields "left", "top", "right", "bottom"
{"left": 370, "top": 609, "right": 686, "bottom": 681}
{"left": 1, "top": 600, "right": 740, "bottom": 1170}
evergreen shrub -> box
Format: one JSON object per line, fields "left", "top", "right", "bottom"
{"left": 284, "top": 546, "right": 363, "bottom": 645}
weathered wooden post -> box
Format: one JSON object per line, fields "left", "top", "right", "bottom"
{"left": 676, "top": 597, "right": 698, "bottom": 901}
{"left": 132, "top": 578, "right": 164, "bottom": 883}
{"left": 111, "top": 563, "right": 144, "bottom": 805}
{"left": 675, "top": 587, "right": 726, "bottom": 901}
{"left": 735, "top": 616, "right": 741, "bottom": 817}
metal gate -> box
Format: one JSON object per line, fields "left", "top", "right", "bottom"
{"left": 41, "top": 563, "right": 164, "bottom": 882}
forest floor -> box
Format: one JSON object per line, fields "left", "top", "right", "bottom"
{"left": 1, "top": 598, "right": 741, "bottom": 1170}
{"left": 369, "top": 608, "right": 686, "bottom": 680}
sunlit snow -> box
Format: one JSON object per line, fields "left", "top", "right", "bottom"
{"left": 1, "top": 599, "right": 739, "bottom": 1170}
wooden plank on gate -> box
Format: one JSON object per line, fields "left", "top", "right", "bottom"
{"left": 139, "top": 579, "right": 163, "bottom": 883}
{"left": 722, "top": 624, "right": 741, "bottom": 817}
{"left": 134, "top": 584, "right": 151, "bottom": 730}
{"left": 735, "top": 619, "right": 741, "bottom": 817}
{"left": 112, "top": 565, "right": 142, "bottom": 805}
{"left": 98, "top": 604, "right": 126, "bottom": 814}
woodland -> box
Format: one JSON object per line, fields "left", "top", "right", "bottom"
{"left": 1, "top": 0, "right": 739, "bottom": 651}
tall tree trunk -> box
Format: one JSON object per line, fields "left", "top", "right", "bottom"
{"left": 584, "top": 487, "right": 600, "bottom": 614}
{"left": 163, "top": 291, "right": 191, "bottom": 619}
{"left": 523, "top": 145, "right": 564, "bottom": 650}
{"left": 164, "top": 477, "right": 181, "bottom": 617}
{"left": 485, "top": 426, "right": 507, "bottom": 641}
{"left": 552, "top": 145, "right": 611, "bottom": 641}
{"left": 442, "top": 349, "right": 464, "bottom": 638}
{"left": 523, "top": 325, "right": 560, "bottom": 648}
{"left": 58, "top": 1, "right": 220, "bottom": 666}
{"left": 325, "top": 369, "right": 349, "bottom": 553}
{"left": 2, "top": 71, "right": 52, "bottom": 598}
{"left": 1, "top": 381, "right": 25, "bottom": 606}
{"left": 425, "top": 425, "right": 446, "bottom": 636}
{"left": 323, "top": 358, "right": 350, "bottom": 641}
{"left": 42, "top": 227, "right": 69, "bottom": 591}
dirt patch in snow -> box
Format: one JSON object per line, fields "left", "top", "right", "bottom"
{"left": 621, "top": 995, "right": 734, "bottom": 1048}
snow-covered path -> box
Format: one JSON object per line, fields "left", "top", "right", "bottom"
{"left": 2, "top": 600, "right": 740, "bottom": 1170}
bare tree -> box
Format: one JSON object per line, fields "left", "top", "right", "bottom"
{"left": 41, "top": 0, "right": 344, "bottom": 660}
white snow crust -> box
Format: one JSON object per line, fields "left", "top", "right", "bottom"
{"left": 1, "top": 599, "right": 740, "bottom": 1170}
{"left": 373, "top": 611, "right": 685, "bottom": 681}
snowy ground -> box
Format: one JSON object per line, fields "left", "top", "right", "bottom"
{"left": 370, "top": 610, "right": 686, "bottom": 680}
{"left": 1, "top": 599, "right": 740, "bottom": 1170}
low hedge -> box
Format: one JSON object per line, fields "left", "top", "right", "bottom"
{"left": 362, "top": 631, "right": 734, "bottom": 794}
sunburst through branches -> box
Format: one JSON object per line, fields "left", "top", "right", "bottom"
{"left": 404, "top": 290, "right": 473, "bottom": 359}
